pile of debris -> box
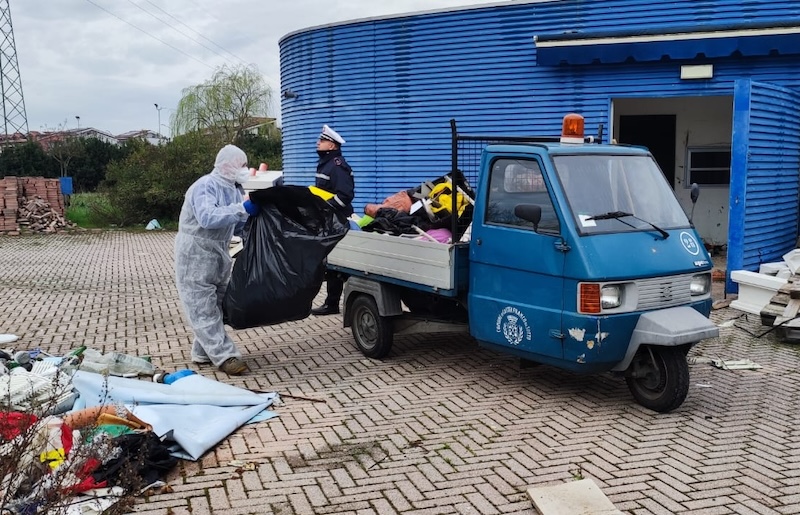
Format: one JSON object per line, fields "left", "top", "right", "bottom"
{"left": 759, "top": 271, "right": 800, "bottom": 343}
{"left": 18, "top": 196, "right": 71, "bottom": 232}
{"left": 0, "top": 176, "right": 71, "bottom": 235}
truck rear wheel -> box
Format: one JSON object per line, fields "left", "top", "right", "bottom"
{"left": 351, "top": 295, "right": 393, "bottom": 359}
{"left": 625, "top": 346, "right": 689, "bottom": 413}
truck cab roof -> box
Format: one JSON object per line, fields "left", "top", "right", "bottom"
{"left": 484, "top": 142, "right": 652, "bottom": 156}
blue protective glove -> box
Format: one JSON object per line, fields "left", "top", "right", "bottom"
{"left": 243, "top": 199, "right": 260, "bottom": 216}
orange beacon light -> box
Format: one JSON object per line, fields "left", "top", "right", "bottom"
{"left": 560, "top": 113, "right": 585, "bottom": 144}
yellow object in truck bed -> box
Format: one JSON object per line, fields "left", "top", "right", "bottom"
{"left": 309, "top": 186, "right": 334, "bottom": 201}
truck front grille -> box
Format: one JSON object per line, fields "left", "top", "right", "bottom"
{"left": 635, "top": 274, "right": 694, "bottom": 310}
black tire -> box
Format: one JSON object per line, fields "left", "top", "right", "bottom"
{"left": 625, "top": 346, "right": 690, "bottom": 413}
{"left": 351, "top": 295, "right": 393, "bottom": 359}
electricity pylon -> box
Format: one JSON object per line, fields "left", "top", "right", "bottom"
{"left": 0, "top": 0, "right": 28, "bottom": 136}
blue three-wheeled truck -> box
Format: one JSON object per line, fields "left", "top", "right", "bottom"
{"left": 326, "top": 114, "right": 719, "bottom": 413}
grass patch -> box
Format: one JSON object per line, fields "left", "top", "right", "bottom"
{"left": 65, "top": 193, "right": 126, "bottom": 228}
{"left": 66, "top": 193, "right": 104, "bottom": 228}
{"left": 67, "top": 193, "right": 178, "bottom": 230}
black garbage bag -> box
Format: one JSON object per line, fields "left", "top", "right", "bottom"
{"left": 223, "top": 185, "right": 349, "bottom": 329}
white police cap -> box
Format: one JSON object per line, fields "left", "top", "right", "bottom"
{"left": 319, "top": 124, "right": 346, "bottom": 145}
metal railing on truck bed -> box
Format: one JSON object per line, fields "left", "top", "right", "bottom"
{"left": 448, "top": 119, "right": 602, "bottom": 241}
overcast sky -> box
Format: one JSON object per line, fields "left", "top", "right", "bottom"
{"left": 12, "top": 0, "right": 507, "bottom": 136}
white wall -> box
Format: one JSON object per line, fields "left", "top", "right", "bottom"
{"left": 612, "top": 96, "right": 733, "bottom": 245}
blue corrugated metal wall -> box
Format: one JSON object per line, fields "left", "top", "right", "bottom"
{"left": 279, "top": 0, "right": 800, "bottom": 263}
{"left": 729, "top": 80, "right": 800, "bottom": 291}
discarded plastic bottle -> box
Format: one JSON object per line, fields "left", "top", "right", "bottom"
{"left": 80, "top": 349, "right": 155, "bottom": 377}
{"left": 68, "top": 346, "right": 87, "bottom": 357}
{"left": 162, "top": 369, "right": 196, "bottom": 385}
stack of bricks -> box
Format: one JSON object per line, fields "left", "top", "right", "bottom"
{"left": 0, "top": 176, "right": 65, "bottom": 236}
{"left": 1, "top": 176, "right": 20, "bottom": 234}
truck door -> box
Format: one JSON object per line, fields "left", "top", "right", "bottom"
{"left": 468, "top": 156, "right": 566, "bottom": 360}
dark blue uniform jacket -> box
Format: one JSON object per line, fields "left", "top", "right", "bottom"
{"left": 315, "top": 149, "right": 354, "bottom": 216}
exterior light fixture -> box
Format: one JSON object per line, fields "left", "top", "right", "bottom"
{"left": 680, "top": 64, "right": 713, "bottom": 80}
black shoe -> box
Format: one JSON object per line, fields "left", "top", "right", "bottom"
{"left": 311, "top": 304, "right": 340, "bottom": 316}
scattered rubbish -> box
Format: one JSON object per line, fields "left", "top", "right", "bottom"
{"left": 140, "top": 481, "right": 170, "bottom": 496}
{"left": 711, "top": 358, "right": 762, "bottom": 370}
{"left": 783, "top": 249, "right": 800, "bottom": 275}
{"left": 695, "top": 383, "right": 713, "bottom": 388}
{"left": 0, "top": 333, "right": 19, "bottom": 345}
{"left": 64, "top": 486, "right": 126, "bottom": 515}
{"left": 79, "top": 349, "right": 156, "bottom": 377}
{"left": 229, "top": 460, "right": 257, "bottom": 471}
{"left": 527, "top": 478, "right": 623, "bottom": 515}
{"left": 712, "top": 298, "right": 733, "bottom": 310}
{"left": 145, "top": 219, "right": 162, "bottom": 230}
{"left": 690, "top": 355, "right": 762, "bottom": 370}
{"left": 717, "top": 319, "right": 738, "bottom": 328}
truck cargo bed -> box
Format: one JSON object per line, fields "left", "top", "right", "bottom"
{"left": 326, "top": 231, "right": 468, "bottom": 295}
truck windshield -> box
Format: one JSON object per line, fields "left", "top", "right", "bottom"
{"left": 553, "top": 154, "right": 690, "bottom": 236}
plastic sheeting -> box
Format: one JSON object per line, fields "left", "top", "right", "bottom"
{"left": 70, "top": 372, "right": 277, "bottom": 461}
{"left": 223, "top": 185, "right": 349, "bottom": 329}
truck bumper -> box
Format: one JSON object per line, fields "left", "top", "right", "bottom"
{"left": 611, "top": 306, "right": 719, "bottom": 372}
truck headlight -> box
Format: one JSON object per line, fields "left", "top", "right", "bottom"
{"left": 690, "top": 273, "right": 711, "bottom": 296}
{"left": 600, "top": 285, "right": 622, "bottom": 308}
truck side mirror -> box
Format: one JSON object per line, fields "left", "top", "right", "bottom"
{"left": 689, "top": 183, "right": 700, "bottom": 225}
{"left": 514, "top": 204, "right": 542, "bottom": 230}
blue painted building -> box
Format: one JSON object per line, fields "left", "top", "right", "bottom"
{"left": 279, "top": 0, "right": 800, "bottom": 292}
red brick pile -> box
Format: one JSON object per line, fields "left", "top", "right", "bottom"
{"left": 0, "top": 176, "right": 68, "bottom": 235}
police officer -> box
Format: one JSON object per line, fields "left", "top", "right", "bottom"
{"left": 311, "top": 124, "right": 354, "bottom": 316}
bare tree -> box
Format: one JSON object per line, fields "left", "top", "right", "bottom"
{"left": 42, "top": 120, "right": 84, "bottom": 178}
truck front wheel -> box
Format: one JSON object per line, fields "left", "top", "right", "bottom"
{"left": 351, "top": 295, "right": 393, "bottom": 359}
{"left": 625, "top": 346, "right": 689, "bottom": 413}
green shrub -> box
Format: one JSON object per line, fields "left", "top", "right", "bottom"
{"left": 102, "top": 133, "right": 281, "bottom": 227}
{"left": 235, "top": 133, "right": 283, "bottom": 171}
{"left": 102, "top": 135, "right": 214, "bottom": 226}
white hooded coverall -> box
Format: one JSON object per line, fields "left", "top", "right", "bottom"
{"left": 174, "top": 145, "right": 250, "bottom": 366}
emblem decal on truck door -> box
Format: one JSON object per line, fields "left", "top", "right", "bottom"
{"left": 496, "top": 307, "right": 532, "bottom": 345}
{"left": 680, "top": 232, "right": 701, "bottom": 256}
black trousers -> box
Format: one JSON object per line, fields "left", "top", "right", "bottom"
{"left": 323, "top": 271, "right": 344, "bottom": 306}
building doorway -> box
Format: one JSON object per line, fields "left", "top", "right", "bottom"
{"left": 612, "top": 96, "right": 733, "bottom": 248}
{"left": 619, "top": 114, "right": 676, "bottom": 187}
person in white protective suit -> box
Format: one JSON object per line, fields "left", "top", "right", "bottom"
{"left": 174, "top": 144, "right": 260, "bottom": 376}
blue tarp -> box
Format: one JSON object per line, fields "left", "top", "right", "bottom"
{"left": 71, "top": 371, "right": 278, "bottom": 461}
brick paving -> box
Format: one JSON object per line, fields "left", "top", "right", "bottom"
{"left": 1, "top": 231, "right": 799, "bottom": 514}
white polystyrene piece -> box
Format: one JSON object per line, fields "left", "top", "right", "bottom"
{"left": 783, "top": 249, "right": 800, "bottom": 274}
{"left": 730, "top": 270, "right": 788, "bottom": 315}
